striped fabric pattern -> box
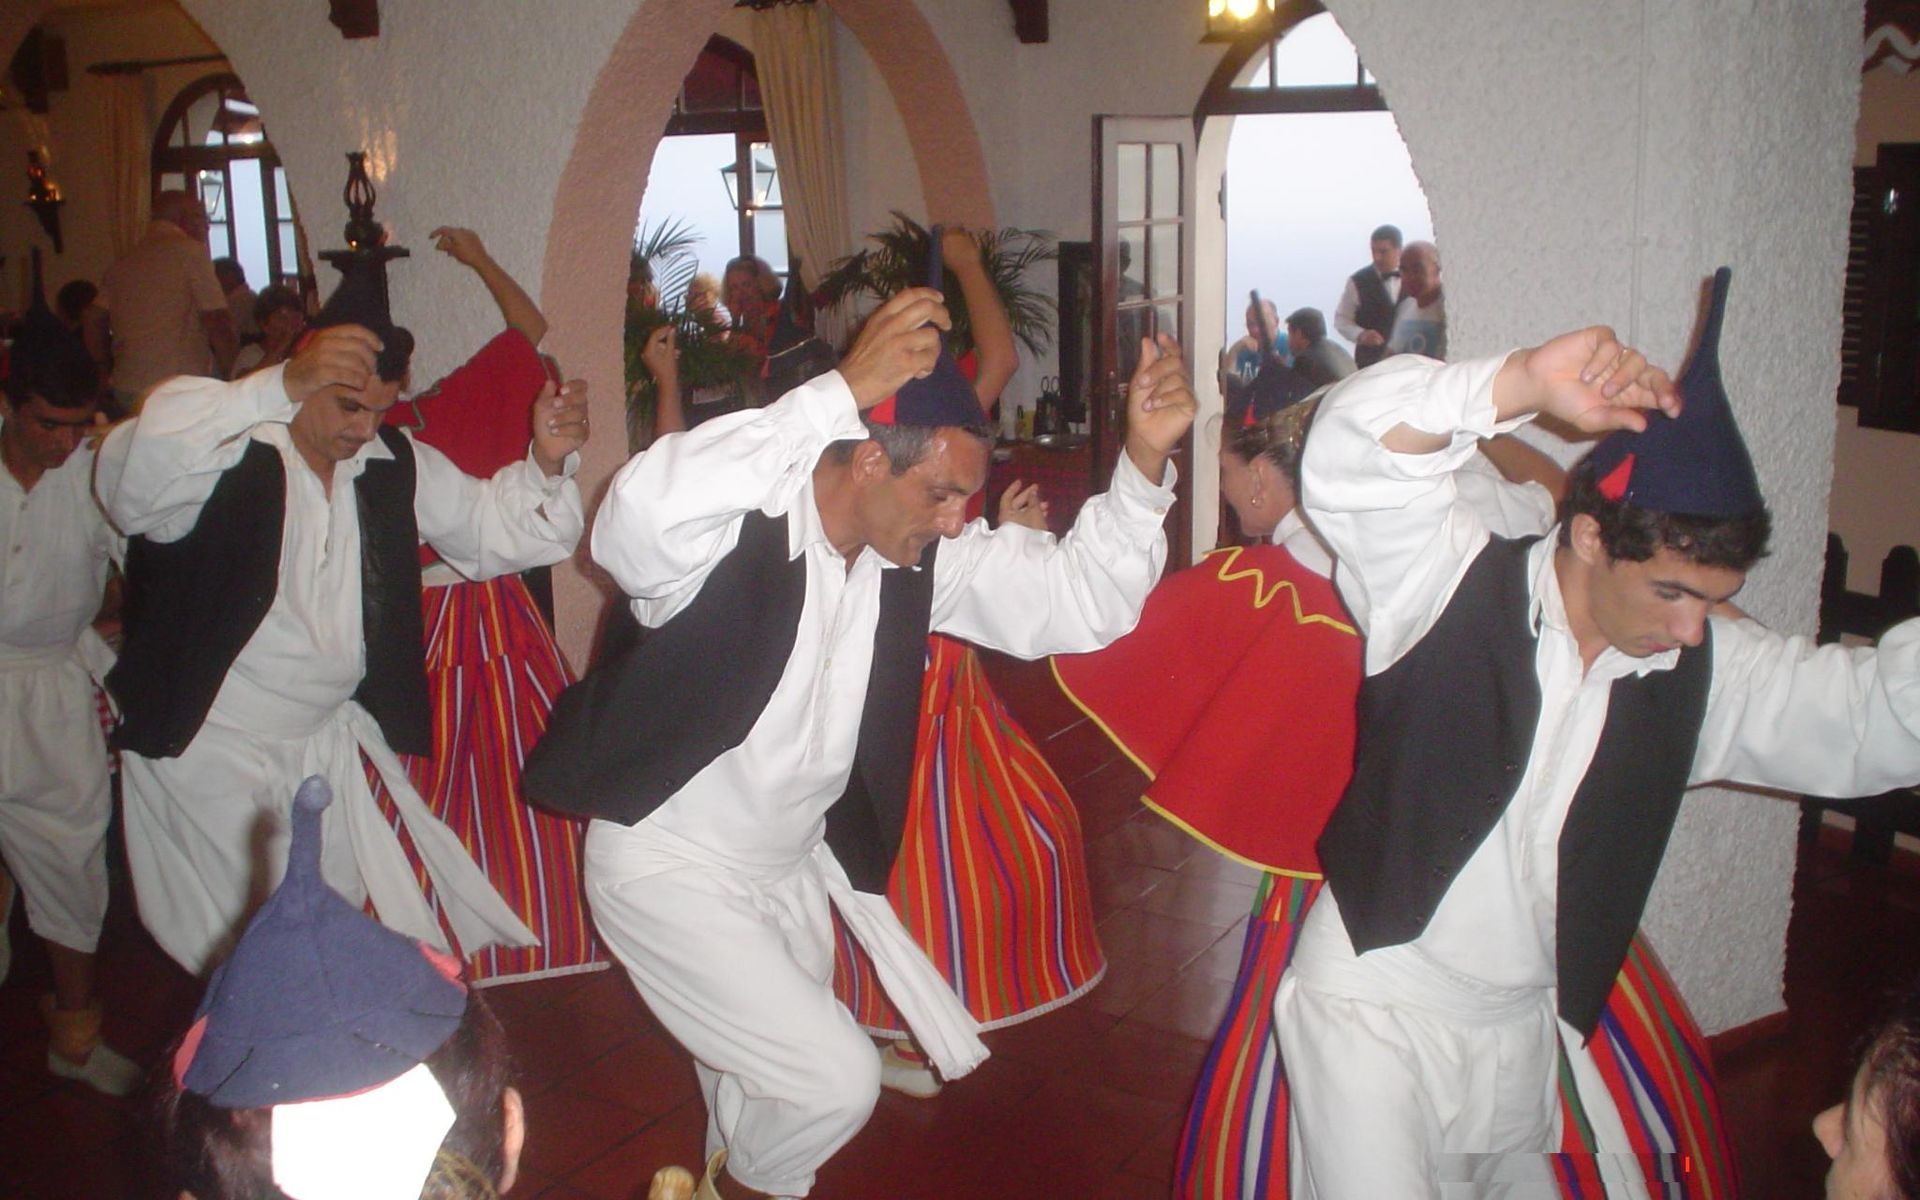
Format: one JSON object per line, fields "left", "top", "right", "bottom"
{"left": 1172, "top": 888, "right": 1741, "bottom": 1199}
{"left": 1174, "top": 873, "right": 1322, "bottom": 1199}
{"left": 833, "top": 634, "right": 1105, "bottom": 1032}
{"left": 365, "top": 576, "right": 605, "bottom": 984}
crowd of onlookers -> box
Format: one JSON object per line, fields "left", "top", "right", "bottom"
{"left": 1220, "top": 222, "right": 1444, "bottom": 426}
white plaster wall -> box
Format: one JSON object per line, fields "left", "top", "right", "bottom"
{"left": 19, "top": 0, "right": 1860, "bottom": 1034}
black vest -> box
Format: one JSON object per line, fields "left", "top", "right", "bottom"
{"left": 1316, "top": 535, "right": 1712, "bottom": 1036}
{"left": 1350, "top": 265, "right": 1397, "bottom": 368}
{"left": 109, "top": 425, "right": 432, "bottom": 759}
{"left": 522, "top": 511, "right": 938, "bottom": 893}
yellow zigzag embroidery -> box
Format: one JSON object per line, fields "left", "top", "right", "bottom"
{"left": 1203, "top": 545, "right": 1358, "bottom": 636}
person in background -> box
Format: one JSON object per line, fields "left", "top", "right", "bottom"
{"left": 213, "top": 256, "right": 259, "bottom": 345}
{"left": 0, "top": 318, "right": 140, "bottom": 1098}
{"left": 54, "top": 280, "right": 98, "bottom": 341}
{"left": 686, "top": 273, "right": 728, "bottom": 328}
{"left": 1220, "top": 297, "right": 1282, "bottom": 421}
{"left": 153, "top": 776, "right": 530, "bottom": 1200}
{"left": 721, "top": 254, "right": 783, "bottom": 372}
{"left": 1285, "top": 306, "right": 1357, "bottom": 389}
{"left": 229, "top": 283, "right": 307, "bottom": 377}
{"left": 1384, "top": 240, "right": 1446, "bottom": 362}
{"left": 1333, "top": 223, "right": 1401, "bottom": 369}
{"left": 90, "top": 190, "right": 238, "bottom": 406}
{"left": 1815, "top": 979, "right": 1920, "bottom": 1200}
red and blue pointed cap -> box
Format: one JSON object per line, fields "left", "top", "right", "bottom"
{"left": 1583, "top": 268, "right": 1764, "bottom": 518}
{"left": 867, "top": 225, "right": 991, "bottom": 429}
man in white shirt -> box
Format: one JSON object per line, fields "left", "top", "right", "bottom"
{"left": 94, "top": 317, "right": 589, "bottom": 977}
{"left": 531, "top": 288, "right": 1196, "bottom": 1198}
{"left": 0, "top": 330, "right": 140, "bottom": 1096}
{"left": 1333, "top": 224, "right": 1402, "bottom": 369}
{"left": 90, "top": 190, "right": 238, "bottom": 404}
{"left": 1281, "top": 269, "right": 1920, "bottom": 1195}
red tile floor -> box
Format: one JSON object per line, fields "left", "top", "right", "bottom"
{"left": 3, "top": 652, "right": 1915, "bottom": 1197}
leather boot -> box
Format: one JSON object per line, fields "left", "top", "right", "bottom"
{"left": 41, "top": 994, "right": 143, "bottom": 1097}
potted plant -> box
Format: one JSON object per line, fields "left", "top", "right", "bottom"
{"left": 815, "top": 213, "right": 1057, "bottom": 361}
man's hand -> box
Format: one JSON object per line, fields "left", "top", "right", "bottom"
{"left": 283, "top": 325, "right": 380, "bottom": 406}
{"left": 1356, "top": 329, "right": 1386, "bottom": 348}
{"left": 998, "top": 480, "right": 1049, "bottom": 531}
{"left": 1495, "top": 326, "right": 1680, "bottom": 433}
{"left": 641, "top": 324, "right": 678, "bottom": 385}
{"left": 531, "top": 379, "right": 590, "bottom": 476}
{"left": 431, "top": 226, "right": 492, "bottom": 269}
{"left": 838, "top": 287, "right": 950, "bottom": 410}
{"left": 1123, "top": 334, "right": 1196, "bottom": 484}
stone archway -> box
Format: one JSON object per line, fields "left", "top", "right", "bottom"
{"left": 538, "top": 0, "right": 996, "bottom": 665}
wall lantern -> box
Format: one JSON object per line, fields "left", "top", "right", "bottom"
{"left": 720, "top": 151, "right": 778, "bottom": 212}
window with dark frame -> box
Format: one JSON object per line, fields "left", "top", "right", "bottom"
{"left": 151, "top": 74, "right": 307, "bottom": 293}
{"left": 665, "top": 36, "right": 786, "bottom": 281}
{"left": 1842, "top": 143, "right": 1920, "bottom": 432}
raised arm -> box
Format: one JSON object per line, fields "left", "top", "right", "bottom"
{"left": 641, "top": 324, "right": 686, "bottom": 438}
{"left": 930, "top": 337, "right": 1193, "bottom": 657}
{"left": 431, "top": 226, "right": 548, "bottom": 346}
{"left": 94, "top": 325, "right": 379, "bottom": 541}
{"left": 941, "top": 227, "right": 1017, "bottom": 408}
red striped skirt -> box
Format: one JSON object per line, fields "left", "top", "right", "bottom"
{"left": 365, "top": 575, "right": 604, "bottom": 984}
{"left": 832, "top": 634, "right": 1105, "bottom": 1032}
{"left": 1172, "top": 882, "right": 1740, "bottom": 1198}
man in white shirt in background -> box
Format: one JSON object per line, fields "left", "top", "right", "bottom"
{"left": 1333, "top": 223, "right": 1402, "bottom": 369}
{"left": 89, "top": 190, "right": 238, "bottom": 406}
{"left": 0, "top": 325, "right": 140, "bottom": 1096}
{"left": 94, "top": 304, "right": 589, "bottom": 978}
{"left": 528, "top": 288, "right": 1196, "bottom": 1199}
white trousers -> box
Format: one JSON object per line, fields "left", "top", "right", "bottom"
{"left": 121, "top": 701, "right": 534, "bottom": 976}
{"left": 1274, "top": 899, "right": 1652, "bottom": 1199}
{"left": 0, "top": 651, "right": 111, "bottom": 954}
{"left": 585, "top": 818, "right": 987, "bottom": 1198}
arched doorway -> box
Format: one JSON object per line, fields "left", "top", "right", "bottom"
{"left": 539, "top": 0, "right": 997, "bottom": 666}
{"left": 1189, "top": 4, "right": 1432, "bottom": 546}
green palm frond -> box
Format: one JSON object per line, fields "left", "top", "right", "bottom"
{"left": 631, "top": 217, "right": 703, "bottom": 304}
{"left": 816, "top": 212, "right": 1057, "bottom": 360}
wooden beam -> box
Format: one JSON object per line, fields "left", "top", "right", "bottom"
{"left": 1009, "top": 0, "right": 1047, "bottom": 44}
{"left": 328, "top": 0, "right": 379, "bottom": 40}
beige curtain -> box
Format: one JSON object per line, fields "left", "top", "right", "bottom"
{"left": 751, "top": 3, "right": 852, "bottom": 345}
{"left": 101, "top": 74, "right": 149, "bottom": 256}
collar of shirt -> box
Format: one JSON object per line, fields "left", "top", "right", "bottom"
{"left": 249, "top": 420, "right": 396, "bottom": 489}
{"left": 783, "top": 473, "right": 901, "bottom": 573}
{"left": 1526, "top": 528, "right": 1677, "bottom": 680}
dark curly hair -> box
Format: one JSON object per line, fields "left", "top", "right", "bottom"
{"left": 1557, "top": 455, "right": 1771, "bottom": 571}
{"left": 1856, "top": 981, "right": 1920, "bottom": 1200}
{"left": 151, "top": 992, "right": 512, "bottom": 1200}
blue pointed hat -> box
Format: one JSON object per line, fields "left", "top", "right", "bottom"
{"left": 868, "top": 225, "right": 992, "bottom": 429}
{"left": 175, "top": 776, "right": 467, "bottom": 1109}
{"left": 1583, "top": 268, "right": 1764, "bottom": 518}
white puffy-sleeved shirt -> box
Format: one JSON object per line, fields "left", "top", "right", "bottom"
{"left": 0, "top": 429, "right": 122, "bottom": 660}
{"left": 592, "top": 369, "right": 1174, "bottom": 870}
{"left": 1301, "top": 353, "right": 1920, "bottom": 988}
{"left": 92, "top": 364, "right": 582, "bottom": 726}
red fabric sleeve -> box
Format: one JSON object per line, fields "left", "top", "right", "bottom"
{"left": 387, "top": 329, "right": 549, "bottom": 477}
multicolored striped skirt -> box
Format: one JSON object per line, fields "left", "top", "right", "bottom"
{"left": 365, "top": 575, "right": 605, "bottom": 985}
{"left": 1172, "top": 881, "right": 1740, "bottom": 1198}
{"left": 832, "top": 634, "right": 1105, "bottom": 1033}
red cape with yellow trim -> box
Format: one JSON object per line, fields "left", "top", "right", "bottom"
{"left": 1051, "top": 543, "right": 1361, "bottom": 877}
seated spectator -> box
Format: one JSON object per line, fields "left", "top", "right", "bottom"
{"left": 720, "top": 254, "right": 782, "bottom": 369}
{"left": 153, "top": 777, "right": 537, "bottom": 1200}
{"left": 55, "top": 281, "right": 99, "bottom": 340}
{"left": 1815, "top": 980, "right": 1920, "bottom": 1200}
{"left": 1285, "top": 306, "right": 1357, "bottom": 388}
{"left": 685, "top": 273, "right": 727, "bottom": 328}
{"left": 229, "top": 284, "right": 306, "bottom": 377}
{"left": 1220, "top": 298, "right": 1282, "bottom": 419}
{"left": 1385, "top": 240, "right": 1446, "bottom": 360}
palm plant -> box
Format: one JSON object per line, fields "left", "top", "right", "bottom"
{"left": 815, "top": 213, "right": 1057, "bottom": 360}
